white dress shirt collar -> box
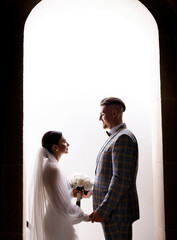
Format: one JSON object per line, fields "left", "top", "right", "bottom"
{"left": 108, "top": 123, "right": 126, "bottom": 136}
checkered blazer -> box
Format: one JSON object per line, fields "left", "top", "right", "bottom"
{"left": 93, "top": 124, "right": 139, "bottom": 223}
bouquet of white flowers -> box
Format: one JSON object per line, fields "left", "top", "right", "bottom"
{"left": 70, "top": 173, "right": 94, "bottom": 207}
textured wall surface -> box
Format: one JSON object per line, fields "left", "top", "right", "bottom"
{"left": 1, "top": 0, "right": 177, "bottom": 239}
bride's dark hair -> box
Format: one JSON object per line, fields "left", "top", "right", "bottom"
{"left": 42, "top": 131, "right": 62, "bottom": 153}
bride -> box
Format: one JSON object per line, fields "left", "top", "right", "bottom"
{"left": 27, "top": 131, "right": 90, "bottom": 240}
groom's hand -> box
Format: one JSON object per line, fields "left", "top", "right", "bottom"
{"left": 89, "top": 210, "right": 104, "bottom": 223}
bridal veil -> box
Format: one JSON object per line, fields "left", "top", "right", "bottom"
{"left": 27, "top": 147, "right": 88, "bottom": 240}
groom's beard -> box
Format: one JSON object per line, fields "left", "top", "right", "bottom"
{"left": 102, "top": 121, "right": 108, "bottom": 129}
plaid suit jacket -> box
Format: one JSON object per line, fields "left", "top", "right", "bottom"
{"left": 93, "top": 124, "right": 139, "bottom": 223}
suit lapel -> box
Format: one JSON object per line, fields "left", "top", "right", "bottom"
{"left": 95, "top": 124, "right": 127, "bottom": 173}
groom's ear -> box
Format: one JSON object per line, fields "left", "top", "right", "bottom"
{"left": 112, "top": 108, "right": 117, "bottom": 118}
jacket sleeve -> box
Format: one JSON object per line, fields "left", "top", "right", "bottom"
{"left": 96, "top": 134, "right": 138, "bottom": 220}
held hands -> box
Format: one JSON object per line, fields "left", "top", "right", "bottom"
{"left": 89, "top": 210, "right": 104, "bottom": 223}
{"left": 72, "top": 190, "right": 104, "bottom": 223}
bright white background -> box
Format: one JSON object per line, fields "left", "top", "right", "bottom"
{"left": 24, "top": 0, "right": 161, "bottom": 239}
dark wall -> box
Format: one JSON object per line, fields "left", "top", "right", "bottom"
{"left": 141, "top": 1, "right": 177, "bottom": 239}
{"left": 1, "top": 0, "right": 177, "bottom": 239}
{"left": 2, "top": 2, "right": 41, "bottom": 239}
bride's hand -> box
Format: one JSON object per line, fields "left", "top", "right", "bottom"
{"left": 72, "top": 189, "right": 91, "bottom": 198}
{"left": 72, "top": 189, "right": 78, "bottom": 197}
{"left": 83, "top": 214, "right": 91, "bottom": 222}
{"left": 72, "top": 189, "right": 84, "bottom": 198}
{"left": 82, "top": 191, "right": 92, "bottom": 198}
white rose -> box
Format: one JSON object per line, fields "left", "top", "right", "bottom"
{"left": 84, "top": 180, "right": 93, "bottom": 191}
{"left": 70, "top": 177, "right": 78, "bottom": 189}
{"left": 77, "top": 178, "right": 85, "bottom": 187}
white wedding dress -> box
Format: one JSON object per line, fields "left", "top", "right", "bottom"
{"left": 27, "top": 148, "right": 89, "bottom": 240}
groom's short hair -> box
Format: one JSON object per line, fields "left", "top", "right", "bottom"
{"left": 100, "top": 97, "right": 126, "bottom": 112}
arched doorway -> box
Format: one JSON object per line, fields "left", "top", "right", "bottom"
{"left": 24, "top": 0, "right": 163, "bottom": 239}
{"left": 3, "top": 0, "right": 177, "bottom": 240}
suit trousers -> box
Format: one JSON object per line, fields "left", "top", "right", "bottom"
{"left": 101, "top": 222, "right": 132, "bottom": 240}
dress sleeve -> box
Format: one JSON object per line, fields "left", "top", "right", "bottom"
{"left": 43, "top": 162, "right": 89, "bottom": 224}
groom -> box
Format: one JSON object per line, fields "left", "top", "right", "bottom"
{"left": 89, "top": 97, "right": 140, "bottom": 240}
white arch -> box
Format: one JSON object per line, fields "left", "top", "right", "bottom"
{"left": 24, "top": 0, "right": 163, "bottom": 239}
